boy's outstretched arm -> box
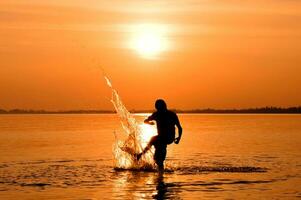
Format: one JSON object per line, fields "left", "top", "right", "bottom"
{"left": 144, "top": 114, "right": 155, "bottom": 125}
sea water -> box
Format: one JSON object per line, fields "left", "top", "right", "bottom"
{"left": 0, "top": 114, "right": 301, "bottom": 199}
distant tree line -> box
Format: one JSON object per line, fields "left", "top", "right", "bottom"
{"left": 0, "top": 106, "right": 301, "bottom": 114}
{"left": 172, "top": 106, "right": 301, "bottom": 114}
{"left": 0, "top": 109, "right": 114, "bottom": 114}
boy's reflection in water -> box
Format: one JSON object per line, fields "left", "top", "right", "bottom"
{"left": 112, "top": 171, "right": 181, "bottom": 199}
{"left": 153, "top": 174, "right": 167, "bottom": 199}
{"left": 153, "top": 173, "right": 182, "bottom": 200}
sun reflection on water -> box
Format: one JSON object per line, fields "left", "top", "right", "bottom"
{"left": 138, "top": 123, "right": 157, "bottom": 148}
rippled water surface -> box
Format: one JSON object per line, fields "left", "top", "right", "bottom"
{"left": 0, "top": 114, "right": 301, "bottom": 199}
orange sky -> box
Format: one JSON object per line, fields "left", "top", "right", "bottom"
{"left": 0, "top": 0, "right": 300, "bottom": 110}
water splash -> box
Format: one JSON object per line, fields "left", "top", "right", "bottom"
{"left": 104, "top": 76, "right": 156, "bottom": 169}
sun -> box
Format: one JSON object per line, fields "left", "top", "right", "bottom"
{"left": 129, "top": 24, "right": 168, "bottom": 59}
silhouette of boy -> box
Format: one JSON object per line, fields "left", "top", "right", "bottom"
{"left": 136, "top": 99, "right": 182, "bottom": 172}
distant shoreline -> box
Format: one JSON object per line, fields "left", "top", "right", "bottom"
{"left": 0, "top": 107, "right": 300, "bottom": 114}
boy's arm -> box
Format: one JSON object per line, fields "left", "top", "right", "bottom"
{"left": 174, "top": 115, "right": 182, "bottom": 144}
{"left": 144, "top": 113, "right": 156, "bottom": 125}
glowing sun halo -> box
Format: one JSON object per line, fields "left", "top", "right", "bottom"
{"left": 129, "top": 24, "right": 169, "bottom": 59}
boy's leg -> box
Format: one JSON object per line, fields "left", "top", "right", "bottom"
{"left": 136, "top": 135, "right": 159, "bottom": 160}
{"left": 154, "top": 145, "right": 167, "bottom": 172}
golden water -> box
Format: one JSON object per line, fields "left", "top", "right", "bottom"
{"left": 0, "top": 114, "right": 301, "bottom": 199}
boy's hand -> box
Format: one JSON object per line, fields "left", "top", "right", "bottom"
{"left": 174, "top": 137, "right": 181, "bottom": 144}
{"left": 145, "top": 121, "right": 155, "bottom": 125}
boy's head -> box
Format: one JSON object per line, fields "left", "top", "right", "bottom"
{"left": 155, "top": 99, "right": 167, "bottom": 111}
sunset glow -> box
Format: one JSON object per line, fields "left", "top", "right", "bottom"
{"left": 1, "top": 1, "right": 301, "bottom": 199}
{"left": 0, "top": 0, "right": 300, "bottom": 110}
{"left": 129, "top": 24, "right": 169, "bottom": 59}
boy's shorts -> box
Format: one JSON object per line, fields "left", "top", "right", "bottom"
{"left": 149, "top": 135, "right": 167, "bottom": 166}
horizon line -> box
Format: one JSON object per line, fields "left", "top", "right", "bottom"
{"left": 0, "top": 106, "right": 301, "bottom": 114}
